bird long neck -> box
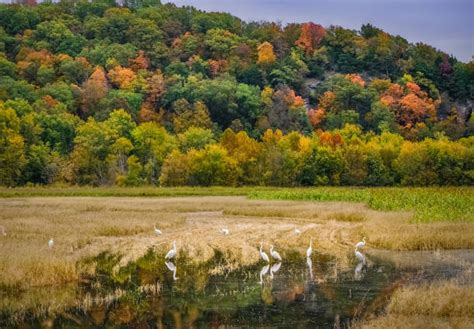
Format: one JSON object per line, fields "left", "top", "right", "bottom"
{"left": 260, "top": 244, "right": 263, "bottom": 252}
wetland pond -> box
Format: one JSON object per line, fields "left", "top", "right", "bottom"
{"left": 1, "top": 249, "right": 472, "bottom": 328}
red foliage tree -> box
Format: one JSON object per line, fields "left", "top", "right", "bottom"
{"left": 295, "top": 22, "right": 326, "bottom": 54}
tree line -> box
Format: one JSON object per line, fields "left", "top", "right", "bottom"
{"left": 0, "top": 0, "right": 472, "bottom": 186}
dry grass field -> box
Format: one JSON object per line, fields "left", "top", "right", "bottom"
{"left": 1, "top": 196, "right": 473, "bottom": 288}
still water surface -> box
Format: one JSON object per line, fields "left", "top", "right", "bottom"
{"left": 1, "top": 249, "right": 470, "bottom": 328}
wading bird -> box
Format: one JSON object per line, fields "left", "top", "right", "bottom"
{"left": 270, "top": 245, "right": 282, "bottom": 262}
{"left": 259, "top": 242, "right": 270, "bottom": 263}
{"left": 220, "top": 228, "right": 229, "bottom": 235}
{"left": 306, "top": 238, "right": 313, "bottom": 258}
{"left": 0, "top": 225, "right": 6, "bottom": 236}
{"left": 294, "top": 228, "right": 301, "bottom": 236}
{"left": 154, "top": 225, "right": 162, "bottom": 235}
{"left": 354, "top": 249, "right": 366, "bottom": 264}
{"left": 165, "top": 241, "right": 177, "bottom": 260}
{"left": 48, "top": 238, "right": 54, "bottom": 248}
{"left": 355, "top": 237, "right": 366, "bottom": 250}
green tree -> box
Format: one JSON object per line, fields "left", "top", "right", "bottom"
{"left": 188, "top": 144, "right": 239, "bottom": 186}
{"left": 131, "top": 122, "right": 176, "bottom": 184}
{"left": 177, "top": 127, "right": 214, "bottom": 152}
{"left": 0, "top": 104, "right": 26, "bottom": 186}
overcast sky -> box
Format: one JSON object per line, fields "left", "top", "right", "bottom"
{"left": 163, "top": 0, "right": 473, "bottom": 62}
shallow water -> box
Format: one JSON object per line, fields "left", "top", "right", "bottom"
{"left": 1, "top": 249, "right": 471, "bottom": 328}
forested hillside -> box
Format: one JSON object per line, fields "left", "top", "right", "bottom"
{"left": 0, "top": 0, "right": 473, "bottom": 187}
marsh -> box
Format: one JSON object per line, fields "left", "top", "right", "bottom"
{"left": 0, "top": 195, "right": 473, "bottom": 327}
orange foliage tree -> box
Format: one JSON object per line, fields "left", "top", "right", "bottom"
{"left": 295, "top": 22, "right": 326, "bottom": 54}
{"left": 108, "top": 65, "right": 137, "bottom": 90}
{"left": 128, "top": 50, "right": 149, "bottom": 71}
{"left": 345, "top": 73, "right": 365, "bottom": 87}
{"left": 146, "top": 70, "right": 166, "bottom": 106}
{"left": 208, "top": 59, "right": 228, "bottom": 77}
{"left": 81, "top": 66, "right": 108, "bottom": 115}
{"left": 380, "top": 81, "right": 438, "bottom": 129}
{"left": 308, "top": 108, "right": 326, "bottom": 128}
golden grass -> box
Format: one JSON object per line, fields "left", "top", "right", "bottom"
{"left": 354, "top": 281, "right": 474, "bottom": 329}
{"left": 0, "top": 196, "right": 473, "bottom": 288}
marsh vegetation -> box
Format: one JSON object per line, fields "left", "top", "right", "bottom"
{"left": 0, "top": 189, "right": 472, "bottom": 327}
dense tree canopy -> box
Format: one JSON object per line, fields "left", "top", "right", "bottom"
{"left": 0, "top": 0, "right": 472, "bottom": 187}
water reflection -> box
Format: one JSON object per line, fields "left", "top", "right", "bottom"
{"left": 258, "top": 264, "right": 270, "bottom": 284}
{"left": 355, "top": 250, "right": 366, "bottom": 264}
{"left": 2, "top": 249, "right": 470, "bottom": 328}
{"left": 306, "top": 256, "right": 313, "bottom": 280}
{"left": 270, "top": 262, "right": 282, "bottom": 279}
{"left": 165, "top": 261, "right": 178, "bottom": 280}
{"left": 354, "top": 261, "right": 365, "bottom": 281}
{"left": 354, "top": 250, "right": 367, "bottom": 281}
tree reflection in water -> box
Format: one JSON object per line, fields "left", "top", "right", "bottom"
{"left": 3, "top": 248, "right": 462, "bottom": 328}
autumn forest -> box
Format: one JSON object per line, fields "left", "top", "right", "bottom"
{"left": 0, "top": 0, "right": 473, "bottom": 187}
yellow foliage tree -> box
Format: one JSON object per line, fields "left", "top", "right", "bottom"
{"left": 257, "top": 42, "right": 277, "bottom": 65}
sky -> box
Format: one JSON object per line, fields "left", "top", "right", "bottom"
{"left": 163, "top": 0, "right": 473, "bottom": 62}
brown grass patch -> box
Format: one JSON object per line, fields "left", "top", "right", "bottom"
{"left": 0, "top": 196, "right": 472, "bottom": 288}
{"left": 331, "top": 212, "right": 366, "bottom": 222}
{"left": 354, "top": 281, "right": 474, "bottom": 329}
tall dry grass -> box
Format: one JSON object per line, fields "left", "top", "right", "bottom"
{"left": 0, "top": 196, "right": 473, "bottom": 289}
{"left": 354, "top": 280, "right": 474, "bottom": 329}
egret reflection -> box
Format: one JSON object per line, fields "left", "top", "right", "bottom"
{"left": 354, "top": 248, "right": 367, "bottom": 281}
{"left": 354, "top": 261, "right": 365, "bottom": 281}
{"left": 354, "top": 249, "right": 366, "bottom": 264}
{"left": 165, "top": 261, "right": 179, "bottom": 280}
{"left": 270, "top": 262, "right": 282, "bottom": 279}
{"left": 258, "top": 264, "right": 270, "bottom": 284}
{"left": 306, "top": 256, "right": 313, "bottom": 280}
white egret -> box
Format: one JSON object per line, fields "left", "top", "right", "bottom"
{"left": 306, "top": 238, "right": 313, "bottom": 258}
{"left": 306, "top": 256, "right": 313, "bottom": 280}
{"left": 294, "top": 228, "right": 301, "bottom": 236}
{"left": 165, "top": 241, "right": 177, "bottom": 260}
{"left": 270, "top": 245, "right": 282, "bottom": 262}
{"left": 270, "top": 262, "right": 281, "bottom": 279}
{"left": 258, "top": 264, "right": 270, "bottom": 284}
{"left": 354, "top": 249, "right": 366, "bottom": 264}
{"left": 0, "top": 225, "right": 6, "bottom": 236}
{"left": 48, "top": 238, "right": 54, "bottom": 248}
{"left": 154, "top": 225, "right": 162, "bottom": 235}
{"left": 165, "top": 261, "right": 178, "bottom": 280}
{"left": 259, "top": 242, "right": 270, "bottom": 263}
{"left": 355, "top": 237, "right": 366, "bottom": 250}
{"left": 220, "top": 228, "right": 229, "bottom": 235}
